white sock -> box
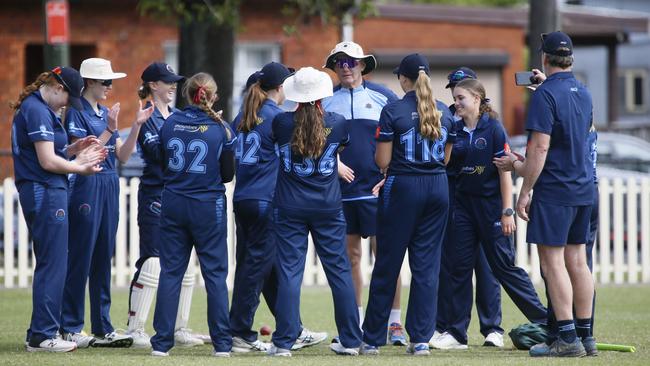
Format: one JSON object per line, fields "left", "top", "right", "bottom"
{"left": 388, "top": 309, "right": 401, "bottom": 325}
{"left": 358, "top": 307, "right": 364, "bottom": 330}
{"left": 128, "top": 257, "right": 160, "bottom": 332}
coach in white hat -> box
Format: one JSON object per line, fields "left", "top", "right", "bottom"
{"left": 322, "top": 41, "right": 405, "bottom": 345}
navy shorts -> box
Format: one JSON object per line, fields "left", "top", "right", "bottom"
{"left": 342, "top": 199, "right": 378, "bottom": 238}
{"left": 526, "top": 199, "right": 592, "bottom": 246}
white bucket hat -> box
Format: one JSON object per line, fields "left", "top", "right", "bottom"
{"left": 79, "top": 58, "right": 127, "bottom": 80}
{"left": 323, "top": 41, "right": 377, "bottom": 75}
{"left": 283, "top": 67, "right": 333, "bottom": 103}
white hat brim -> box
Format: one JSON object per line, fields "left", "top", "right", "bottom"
{"left": 283, "top": 73, "right": 333, "bottom": 103}
{"left": 80, "top": 71, "right": 127, "bottom": 80}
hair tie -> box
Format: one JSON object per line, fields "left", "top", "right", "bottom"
{"left": 193, "top": 86, "right": 205, "bottom": 104}
{"left": 482, "top": 97, "right": 491, "bottom": 105}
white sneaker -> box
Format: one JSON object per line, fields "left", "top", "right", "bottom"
{"left": 92, "top": 331, "right": 133, "bottom": 348}
{"left": 329, "top": 341, "right": 359, "bottom": 356}
{"left": 232, "top": 336, "right": 270, "bottom": 353}
{"left": 292, "top": 327, "right": 328, "bottom": 350}
{"left": 429, "top": 330, "right": 443, "bottom": 347}
{"left": 126, "top": 328, "right": 151, "bottom": 349}
{"left": 430, "top": 332, "right": 468, "bottom": 350}
{"left": 406, "top": 342, "right": 431, "bottom": 356}
{"left": 360, "top": 342, "right": 379, "bottom": 355}
{"left": 483, "top": 332, "right": 504, "bottom": 348}
{"left": 64, "top": 332, "right": 95, "bottom": 348}
{"left": 174, "top": 328, "right": 203, "bottom": 347}
{"left": 151, "top": 350, "right": 169, "bottom": 357}
{"left": 267, "top": 344, "right": 292, "bottom": 357}
{"left": 26, "top": 338, "right": 77, "bottom": 353}
{"left": 213, "top": 351, "right": 231, "bottom": 357}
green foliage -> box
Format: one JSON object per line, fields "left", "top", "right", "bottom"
{"left": 408, "top": 0, "right": 526, "bottom": 7}
{"left": 137, "top": 0, "right": 242, "bottom": 26}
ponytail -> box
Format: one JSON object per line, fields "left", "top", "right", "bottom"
{"left": 291, "top": 101, "right": 326, "bottom": 158}
{"left": 479, "top": 100, "right": 499, "bottom": 120}
{"left": 183, "top": 72, "right": 232, "bottom": 140}
{"left": 239, "top": 81, "right": 267, "bottom": 133}
{"left": 138, "top": 82, "right": 152, "bottom": 101}
{"left": 414, "top": 70, "right": 442, "bottom": 140}
{"left": 10, "top": 72, "right": 58, "bottom": 110}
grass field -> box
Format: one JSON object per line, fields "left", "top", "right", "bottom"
{"left": 0, "top": 285, "right": 648, "bottom": 365}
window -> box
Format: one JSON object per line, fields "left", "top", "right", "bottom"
{"left": 232, "top": 43, "right": 282, "bottom": 116}
{"left": 24, "top": 43, "right": 96, "bottom": 85}
{"left": 619, "top": 69, "right": 648, "bottom": 114}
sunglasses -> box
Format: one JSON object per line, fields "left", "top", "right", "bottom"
{"left": 96, "top": 79, "right": 112, "bottom": 87}
{"left": 335, "top": 57, "right": 359, "bottom": 69}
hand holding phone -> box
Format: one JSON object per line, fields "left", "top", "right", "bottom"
{"left": 515, "top": 71, "right": 537, "bottom": 86}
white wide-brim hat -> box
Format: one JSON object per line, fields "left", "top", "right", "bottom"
{"left": 283, "top": 67, "right": 333, "bottom": 103}
{"left": 79, "top": 58, "right": 127, "bottom": 80}
{"left": 323, "top": 41, "right": 377, "bottom": 75}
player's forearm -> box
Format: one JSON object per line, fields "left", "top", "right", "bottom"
{"left": 116, "top": 124, "right": 142, "bottom": 163}
{"left": 520, "top": 142, "right": 547, "bottom": 193}
{"left": 499, "top": 169, "right": 513, "bottom": 210}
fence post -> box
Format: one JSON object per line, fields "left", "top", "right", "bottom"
{"left": 114, "top": 178, "right": 128, "bottom": 287}
{"left": 641, "top": 178, "right": 650, "bottom": 283}
{"left": 612, "top": 178, "right": 624, "bottom": 284}
{"left": 598, "top": 178, "right": 611, "bottom": 284}
{"left": 3, "top": 178, "right": 15, "bottom": 288}
{"left": 128, "top": 177, "right": 140, "bottom": 280}
{"left": 627, "top": 179, "right": 638, "bottom": 283}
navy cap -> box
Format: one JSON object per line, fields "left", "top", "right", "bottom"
{"left": 243, "top": 71, "right": 262, "bottom": 94}
{"left": 52, "top": 66, "right": 84, "bottom": 110}
{"left": 445, "top": 67, "right": 477, "bottom": 88}
{"left": 393, "top": 53, "right": 429, "bottom": 80}
{"left": 540, "top": 31, "right": 573, "bottom": 56}
{"left": 141, "top": 62, "right": 184, "bottom": 83}
{"left": 259, "top": 62, "right": 292, "bottom": 91}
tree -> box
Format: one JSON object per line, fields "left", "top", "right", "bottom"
{"left": 137, "top": 0, "right": 374, "bottom": 119}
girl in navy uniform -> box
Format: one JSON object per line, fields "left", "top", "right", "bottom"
{"left": 61, "top": 58, "right": 153, "bottom": 348}
{"left": 150, "top": 72, "right": 236, "bottom": 357}
{"left": 268, "top": 67, "right": 361, "bottom": 357}
{"left": 361, "top": 54, "right": 454, "bottom": 356}
{"left": 443, "top": 79, "right": 547, "bottom": 349}
{"left": 433, "top": 67, "right": 504, "bottom": 349}
{"left": 230, "top": 62, "right": 291, "bottom": 353}
{"left": 11, "top": 67, "right": 107, "bottom": 352}
{"left": 125, "top": 62, "right": 204, "bottom": 348}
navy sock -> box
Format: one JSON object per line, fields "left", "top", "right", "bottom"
{"left": 557, "top": 319, "right": 577, "bottom": 343}
{"left": 576, "top": 318, "right": 591, "bottom": 338}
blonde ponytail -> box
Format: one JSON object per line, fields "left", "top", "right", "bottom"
{"left": 414, "top": 70, "right": 442, "bottom": 140}
{"left": 292, "top": 102, "right": 326, "bottom": 158}
{"left": 183, "top": 72, "right": 232, "bottom": 139}
{"left": 239, "top": 81, "right": 267, "bottom": 133}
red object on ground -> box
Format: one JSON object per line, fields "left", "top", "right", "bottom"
{"left": 260, "top": 325, "right": 272, "bottom": 336}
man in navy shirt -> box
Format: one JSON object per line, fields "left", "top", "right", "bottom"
{"left": 322, "top": 41, "right": 405, "bottom": 345}
{"left": 511, "top": 31, "right": 594, "bottom": 357}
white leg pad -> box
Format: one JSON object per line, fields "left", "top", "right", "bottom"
{"left": 128, "top": 257, "right": 160, "bottom": 331}
{"left": 175, "top": 267, "right": 196, "bottom": 330}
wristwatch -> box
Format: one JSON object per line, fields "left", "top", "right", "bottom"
{"left": 502, "top": 208, "right": 515, "bottom": 217}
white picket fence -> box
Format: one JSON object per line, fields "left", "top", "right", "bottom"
{"left": 1, "top": 176, "right": 649, "bottom": 289}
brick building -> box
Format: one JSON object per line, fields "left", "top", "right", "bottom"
{"left": 5, "top": 1, "right": 637, "bottom": 179}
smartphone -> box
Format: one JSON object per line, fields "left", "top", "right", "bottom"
{"left": 515, "top": 71, "right": 536, "bottom": 86}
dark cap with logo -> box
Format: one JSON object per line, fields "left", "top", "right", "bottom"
{"left": 51, "top": 66, "right": 84, "bottom": 110}
{"left": 393, "top": 53, "right": 430, "bottom": 80}
{"left": 445, "top": 67, "right": 477, "bottom": 89}
{"left": 541, "top": 31, "right": 573, "bottom": 56}
{"left": 141, "top": 62, "right": 184, "bottom": 83}
{"left": 259, "top": 62, "right": 293, "bottom": 91}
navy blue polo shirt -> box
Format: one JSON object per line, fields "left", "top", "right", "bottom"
{"left": 231, "top": 99, "right": 284, "bottom": 203}
{"left": 137, "top": 103, "right": 179, "bottom": 187}
{"left": 525, "top": 71, "right": 593, "bottom": 205}
{"left": 11, "top": 92, "right": 69, "bottom": 189}
{"left": 322, "top": 81, "right": 398, "bottom": 201}
{"left": 375, "top": 91, "right": 455, "bottom": 175}
{"left": 455, "top": 113, "right": 509, "bottom": 198}
{"left": 159, "top": 106, "right": 236, "bottom": 201}
{"left": 65, "top": 97, "right": 117, "bottom": 173}
{"left": 272, "top": 111, "right": 350, "bottom": 213}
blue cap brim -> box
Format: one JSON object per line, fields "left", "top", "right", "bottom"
{"left": 159, "top": 74, "right": 185, "bottom": 83}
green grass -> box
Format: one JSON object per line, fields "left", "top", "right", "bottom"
{"left": 0, "top": 285, "right": 648, "bottom": 365}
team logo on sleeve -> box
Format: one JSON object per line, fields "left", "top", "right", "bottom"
{"left": 411, "top": 112, "right": 419, "bottom": 121}
{"left": 504, "top": 142, "right": 511, "bottom": 153}
{"left": 474, "top": 137, "right": 487, "bottom": 150}
{"left": 78, "top": 203, "right": 91, "bottom": 216}
{"left": 324, "top": 127, "right": 332, "bottom": 137}
{"left": 39, "top": 125, "right": 49, "bottom": 138}
{"left": 375, "top": 125, "right": 380, "bottom": 139}
{"left": 55, "top": 209, "right": 66, "bottom": 221}
{"left": 149, "top": 201, "right": 161, "bottom": 216}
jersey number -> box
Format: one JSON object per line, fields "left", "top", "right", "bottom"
{"left": 167, "top": 138, "right": 210, "bottom": 174}
{"left": 235, "top": 131, "right": 261, "bottom": 165}
{"left": 278, "top": 143, "right": 338, "bottom": 177}
{"left": 399, "top": 127, "right": 447, "bottom": 162}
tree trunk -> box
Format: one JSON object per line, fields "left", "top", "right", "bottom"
{"left": 528, "top": 0, "right": 558, "bottom": 71}
{"left": 177, "top": 20, "right": 235, "bottom": 120}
